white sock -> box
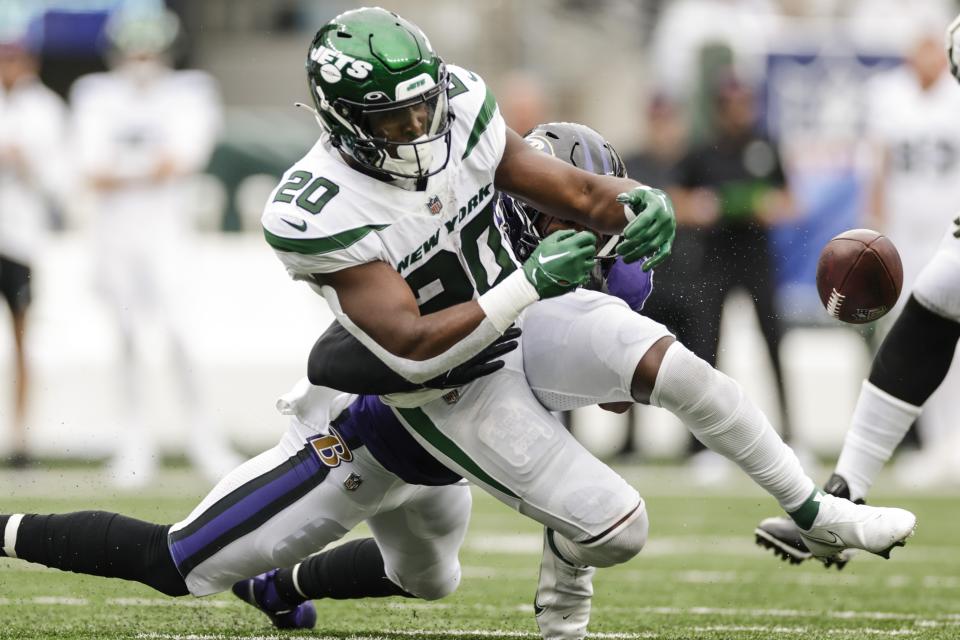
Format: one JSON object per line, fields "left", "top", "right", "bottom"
{"left": 651, "top": 342, "right": 815, "bottom": 512}
{"left": 834, "top": 381, "right": 922, "bottom": 501}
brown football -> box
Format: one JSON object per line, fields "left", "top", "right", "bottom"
{"left": 816, "top": 229, "right": 903, "bottom": 324}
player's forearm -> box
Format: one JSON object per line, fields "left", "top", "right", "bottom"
{"left": 580, "top": 174, "right": 645, "bottom": 233}
{"left": 329, "top": 268, "right": 537, "bottom": 384}
{"left": 504, "top": 172, "right": 640, "bottom": 235}
{"left": 387, "top": 300, "right": 491, "bottom": 361}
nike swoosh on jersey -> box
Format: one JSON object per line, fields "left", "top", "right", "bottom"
{"left": 537, "top": 251, "right": 570, "bottom": 265}
{"left": 281, "top": 217, "right": 308, "bottom": 232}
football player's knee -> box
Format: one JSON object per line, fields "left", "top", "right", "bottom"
{"left": 651, "top": 342, "right": 740, "bottom": 426}
{"left": 394, "top": 563, "right": 461, "bottom": 601}
{"left": 586, "top": 509, "right": 649, "bottom": 568}
{"left": 913, "top": 250, "right": 960, "bottom": 322}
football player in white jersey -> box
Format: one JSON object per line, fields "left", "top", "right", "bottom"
{"left": 70, "top": 7, "right": 241, "bottom": 487}
{"left": 0, "top": 9, "right": 917, "bottom": 640}
{"left": 0, "top": 38, "right": 68, "bottom": 467}
{"left": 258, "top": 8, "right": 915, "bottom": 637}
{"left": 755, "top": 12, "right": 960, "bottom": 570}
{"left": 251, "top": 122, "right": 918, "bottom": 636}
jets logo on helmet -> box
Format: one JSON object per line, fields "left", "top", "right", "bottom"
{"left": 309, "top": 45, "right": 373, "bottom": 83}
{"left": 305, "top": 7, "right": 453, "bottom": 180}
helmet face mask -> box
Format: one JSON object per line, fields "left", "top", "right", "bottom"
{"left": 306, "top": 8, "right": 453, "bottom": 180}
{"left": 330, "top": 72, "right": 452, "bottom": 178}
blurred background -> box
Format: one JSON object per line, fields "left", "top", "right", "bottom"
{"left": 1, "top": 0, "right": 959, "bottom": 489}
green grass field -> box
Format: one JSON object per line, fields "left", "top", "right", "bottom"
{"left": 1, "top": 464, "right": 957, "bottom": 640}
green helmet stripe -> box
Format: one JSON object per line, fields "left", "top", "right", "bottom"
{"left": 462, "top": 87, "right": 498, "bottom": 160}
{"left": 263, "top": 224, "right": 389, "bottom": 255}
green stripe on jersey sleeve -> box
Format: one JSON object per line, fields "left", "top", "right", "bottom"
{"left": 395, "top": 407, "right": 520, "bottom": 499}
{"left": 263, "top": 224, "right": 388, "bottom": 255}
{"left": 462, "top": 86, "right": 498, "bottom": 160}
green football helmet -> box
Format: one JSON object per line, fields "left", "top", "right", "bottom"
{"left": 306, "top": 7, "right": 452, "bottom": 179}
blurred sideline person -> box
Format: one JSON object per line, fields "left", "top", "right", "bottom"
{"left": 863, "top": 24, "right": 960, "bottom": 480}
{"left": 0, "top": 38, "right": 68, "bottom": 468}
{"left": 623, "top": 94, "right": 688, "bottom": 193}
{"left": 496, "top": 71, "right": 550, "bottom": 138}
{"left": 662, "top": 74, "right": 796, "bottom": 482}
{"left": 70, "top": 7, "right": 241, "bottom": 488}
{"left": 0, "top": 123, "right": 918, "bottom": 640}
{"left": 754, "top": 11, "right": 960, "bottom": 570}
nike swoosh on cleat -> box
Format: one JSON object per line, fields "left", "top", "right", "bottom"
{"left": 281, "top": 217, "right": 308, "bottom": 232}
{"left": 538, "top": 251, "right": 570, "bottom": 265}
{"left": 803, "top": 529, "right": 844, "bottom": 546}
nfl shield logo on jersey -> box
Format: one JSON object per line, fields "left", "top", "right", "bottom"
{"left": 427, "top": 195, "right": 443, "bottom": 215}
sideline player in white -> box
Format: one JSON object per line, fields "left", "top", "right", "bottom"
{"left": 0, "top": 37, "right": 68, "bottom": 467}
{"left": 755, "top": 12, "right": 960, "bottom": 569}
{"left": 0, "top": 121, "right": 917, "bottom": 640}
{"left": 863, "top": 19, "right": 960, "bottom": 477}
{"left": 70, "top": 7, "right": 241, "bottom": 487}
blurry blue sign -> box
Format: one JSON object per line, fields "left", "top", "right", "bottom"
{"left": 761, "top": 50, "right": 900, "bottom": 321}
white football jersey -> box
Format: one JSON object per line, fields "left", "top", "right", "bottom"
{"left": 0, "top": 75, "right": 68, "bottom": 264}
{"left": 263, "top": 66, "right": 518, "bottom": 401}
{"left": 70, "top": 67, "right": 221, "bottom": 243}
{"left": 867, "top": 67, "right": 960, "bottom": 286}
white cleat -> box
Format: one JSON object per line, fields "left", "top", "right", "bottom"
{"left": 534, "top": 529, "right": 595, "bottom": 640}
{"left": 799, "top": 493, "right": 917, "bottom": 562}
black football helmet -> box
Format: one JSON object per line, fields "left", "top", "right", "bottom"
{"left": 499, "top": 122, "right": 627, "bottom": 262}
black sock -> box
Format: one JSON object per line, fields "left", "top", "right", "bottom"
{"left": 0, "top": 514, "right": 8, "bottom": 557}
{"left": 870, "top": 295, "right": 960, "bottom": 406}
{"left": 275, "top": 538, "right": 411, "bottom": 603}
{"left": 5, "top": 511, "right": 189, "bottom": 597}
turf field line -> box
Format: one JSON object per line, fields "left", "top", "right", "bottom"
{"left": 0, "top": 596, "right": 88, "bottom": 605}
{"left": 8, "top": 594, "right": 960, "bottom": 626}
{"left": 462, "top": 534, "right": 960, "bottom": 562}
{"left": 109, "top": 597, "right": 235, "bottom": 608}
{"left": 461, "top": 565, "right": 960, "bottom": 590}
{"left": 385, "top": 601, "right": 960, "bottom": 623}
{"left": 130, "top": 626, "right": 922, "bottom": 639}
{"left": 689, "top": 625, "right": 918, "bottom": 636}
{"left": 137, "top": 630, "right": 654, "bottom": 639}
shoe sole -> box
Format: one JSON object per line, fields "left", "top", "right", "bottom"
{"left": 875, "top": 520, "right": 917, "bottom": 560}
{"left": 754, "top": 528, "right": 849, "bottom": 570}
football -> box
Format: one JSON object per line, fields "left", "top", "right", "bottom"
{"left": 816, "top": 229, "right": 903, "bottom": 324}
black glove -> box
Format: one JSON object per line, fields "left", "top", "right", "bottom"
{"left": 423, "top": 327, "right": 521, "bottom": 389}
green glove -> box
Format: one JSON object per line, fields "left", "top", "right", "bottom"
{"left": 615, "top": 186, "right": 677, "bottom": 271}
{"left": 522, "top": 229, "right": 597, "bottom": 298}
